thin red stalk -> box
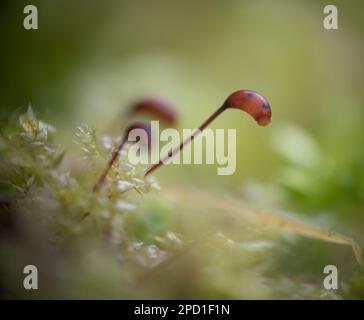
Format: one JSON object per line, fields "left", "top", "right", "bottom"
{"left": 93, "top": 137, "right": 127, "bottom": 192}
{"left": 144, "top": 105, "right": 226, "bottom": 177}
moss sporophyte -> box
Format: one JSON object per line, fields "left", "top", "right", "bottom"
{"left": 93, "top": 90, "right": 272, "bottom": 192}
{"left": 145, "top": 90, "right": 271, "bottom": 176}
{"left": 10, "top": 93, "right": 362, "bottom": 268}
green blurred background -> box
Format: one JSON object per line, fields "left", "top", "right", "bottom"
{"left": 1, "top": 0, "right": 364, "bottom": 299}
{"left": 1, "top": 0, "right": 363, "bottom": 185}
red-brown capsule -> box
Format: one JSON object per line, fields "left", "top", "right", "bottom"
{"left": 129, "top": 98, "right": 177, "bottom": 125}
{"left": 223, "top": 90, "right": 272, "bottom": 126}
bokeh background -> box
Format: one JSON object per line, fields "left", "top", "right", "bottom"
{"left": 1, "top": 0, "right": 364, "bottom": 299}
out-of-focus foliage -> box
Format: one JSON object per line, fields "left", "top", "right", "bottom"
{"left": 272, "top": 122, "right": 364, "bottom": 220}
{"left": 1, "top": 0, "right": 364, "bottom": 299}
{"left": 1, "top": 110, "right": 363, "bottom": 299}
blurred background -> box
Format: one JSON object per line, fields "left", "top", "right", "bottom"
{"left": 1, "top": 0, "right": 364, "bottom": 299}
